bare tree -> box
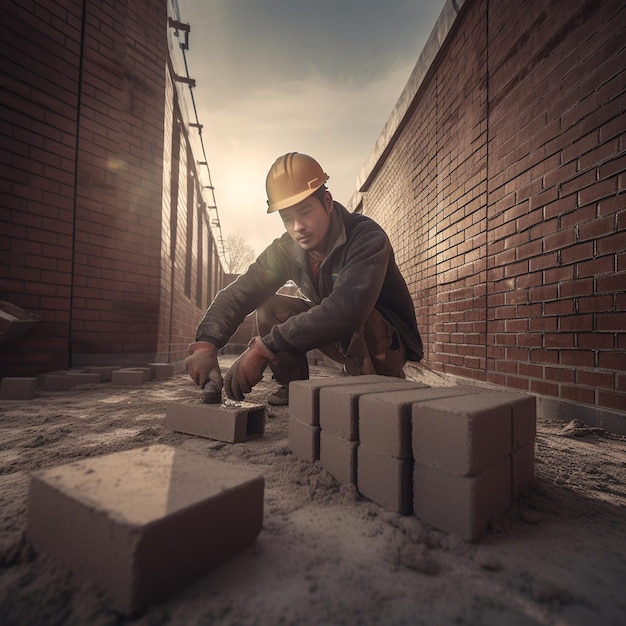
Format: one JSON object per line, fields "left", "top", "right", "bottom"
{"left": 223, "top": 233, "right": 256, "bottom": 274}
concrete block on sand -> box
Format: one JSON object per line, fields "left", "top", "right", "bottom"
{"left": 26, "top": 445, "right": 264, "bottom": 615}
{"left": 319, "top": 379, "right": 423, "bottom": 440}
{"left": 0, "top": 377, "right": 37, "bottom": 400}
{"left": 358, "top": 386, "right": 477, "bottom": 458}
{"left": 165, "top": 400, "right": 265, "bottom": 443}
{"left": 83, "top": 366, "right": 119, "bottom": 382}
{"left": 357, "top": 444, "right": 413, "bottom": 514}
{"left": 413, "top": 456, "right": 512, "bottom": 541}
{"left": 289, "top": 375, "right": 407, "bottom": 426}
{"left": 111, "top": 369, "right": 145, "bottom": 386}
{"left": 319, "top": 430, "right": 358, "bottom": 485}
{"left": 148, "top": 363, "right": 174, "bottom": 380}
{"left": 119, "top": 367, "right": 152, "bottom": 382}
{"left": 288, "top": 417, "right": 320, "bottom": 462}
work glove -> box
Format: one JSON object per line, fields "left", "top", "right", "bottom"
{"left": 224, "top": 336, "right": 278, "bottom": 401}
{"left": 184, "top": 341, "right": 223, "bottom": 391}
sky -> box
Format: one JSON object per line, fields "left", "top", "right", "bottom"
{"left": 174, "top": 0, "right": 444, "bottom": 258}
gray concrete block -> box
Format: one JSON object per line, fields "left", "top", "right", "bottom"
{"left": 83, "top": 366, "right": 118, "bottom": 382}
{"left": 306, "top": 349, "right": 326, "bottom": 366}
{"left": 148, "top": 363, "right": 174, "bottom": 380}
{"left": 288, "top": 417, "right": 320, "bottom": 462}
{"left": 26, "top": 445, "right": 264, "bottom": 615}
{"left": 357, "top": 444, "right": 413, "bottom": 514}
{"left": 358, "top": 386, "right": 477, "bottom": 458}
{"left": 289, "top": 375, "right": 403, "bottom": 426}
{"left": 319, "top": 430, "right": 357, "bottom": 485}
{"left": 413, "top": 456, "right": 512, "bottom": 542}
{"left": 111, "top": 370, "right": 145, "bottom": 386}
{"left": 512, "top": 441, "right": 535, "bottom": 499}
{"left": 319, "top": 379, "right": 421, "bottom": 440}
{"left": 42, "top": 372, "right": 102, "bottom": 390}
{"left": 0, "top": 377, "right": 37, "bottom": 400}
{"left": 165, "top": 401, "right": 265, "bottom": 443}
{"left": 412, "top": 392, "right": 513, "bottom": 476}
{"left": 119, "top": 367, "right": 151, "bottom": 382}
{"left": 37, "top": 370, "right": 72, "bottom": 386}
{"left": 510, "top": 394, "right": 537, "bottom": 450}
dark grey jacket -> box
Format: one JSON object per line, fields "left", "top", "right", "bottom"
{"left": 195, "top": 202, "right": 423, "bottom": 361}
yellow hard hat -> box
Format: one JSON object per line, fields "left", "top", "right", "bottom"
{"left": 266, "top": 152, "right": 329, "bottom": 213}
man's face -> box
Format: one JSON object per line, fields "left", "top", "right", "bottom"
{"left": 279, "top": 191, "right": 333, "bottom": 253}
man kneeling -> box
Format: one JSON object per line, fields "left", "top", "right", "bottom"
{"left": 185, "top": 152, "right": 423, "bottom": 405}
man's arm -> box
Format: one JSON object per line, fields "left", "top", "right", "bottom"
{"left": 185, "top": 238, "right": 291, "bottom": 391}
{"left": 194, "top": 237, "right": 292, "bottom": 347}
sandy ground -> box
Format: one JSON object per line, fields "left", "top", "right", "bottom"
{"left": 1, "top": 360, "right": 625, "bottom": 626}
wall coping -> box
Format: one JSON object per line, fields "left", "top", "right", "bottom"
{"left": 347, "top": 0, "right": 467, "bottom": 212}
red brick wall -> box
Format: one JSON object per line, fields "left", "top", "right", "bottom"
{"left": 0, "top": 0, "right": 83, "bottom": 374}
{"left": 360, "top": 0, "right": 625, "bottom": 414}
{"left": 70, "top": 0, "right": 167, "bottom": 364}
{"left": 0, "top": 0, "right": 225, "bottom": 375}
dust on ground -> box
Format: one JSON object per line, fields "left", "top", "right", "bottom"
{"left": 1, "top": 362, "right": 625, "bottom": 626}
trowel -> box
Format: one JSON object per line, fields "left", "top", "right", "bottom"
{"left": 201, "top": 381, "right": 222, "bottom": 404}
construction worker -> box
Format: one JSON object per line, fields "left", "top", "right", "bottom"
{"left": 185, "top": 152, "right": 423, "bottom": 405}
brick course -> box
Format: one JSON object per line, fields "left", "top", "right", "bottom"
{"left": 319, "top": 380, "right": 421, "bottom": 441}
{"left": 358, "top": 386, "right": 476, "bottom": 458}
{"left": 289, "top": 375, "right": 404, "bottom": 426}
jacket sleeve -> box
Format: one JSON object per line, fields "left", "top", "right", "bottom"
{"left": 264, "top": 224, "right": 391, "bottom": 354}
{"left": 194, "top": 237, "right": 292, "bottom": 347}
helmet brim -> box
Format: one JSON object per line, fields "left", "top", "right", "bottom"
{"left": 266, "top": 178, "right": 328, "bottom": 213}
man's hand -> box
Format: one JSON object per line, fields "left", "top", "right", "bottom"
{"left": 184, "top": 341, "right": 223, "bottom": 391}
{"left": 224, "top": 337, "right": 278, "bottom": 401}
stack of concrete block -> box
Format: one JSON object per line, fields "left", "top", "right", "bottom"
{"left": 288, "top": 375, "right": 413, "bottom": 463}
{"left": 148, "top": 363, "right": 174, "bottom": 380}
{"left": 288, "top": 376, "right": 537, "bottom": 541}
{"left": 26, "top": 445, "right": 264, "bottom": 614}
{"left": 318, "top": 379, "right": 423, "bottom": 485}
{"left": 357, "top": 386, "right": 477, "bottom": 514}
{"left": 0, "top": 377, "right": 38, "bottom": 400}
{"left": 411, "top": 391, "right": 536, "bottom": 541}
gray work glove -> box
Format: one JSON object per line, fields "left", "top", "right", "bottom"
{"left": 184, "top": 341, "right": 223, "bottom": 391}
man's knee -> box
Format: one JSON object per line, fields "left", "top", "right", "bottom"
{"left": 256, "top": 294, "right": 310, "bottom": 335}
